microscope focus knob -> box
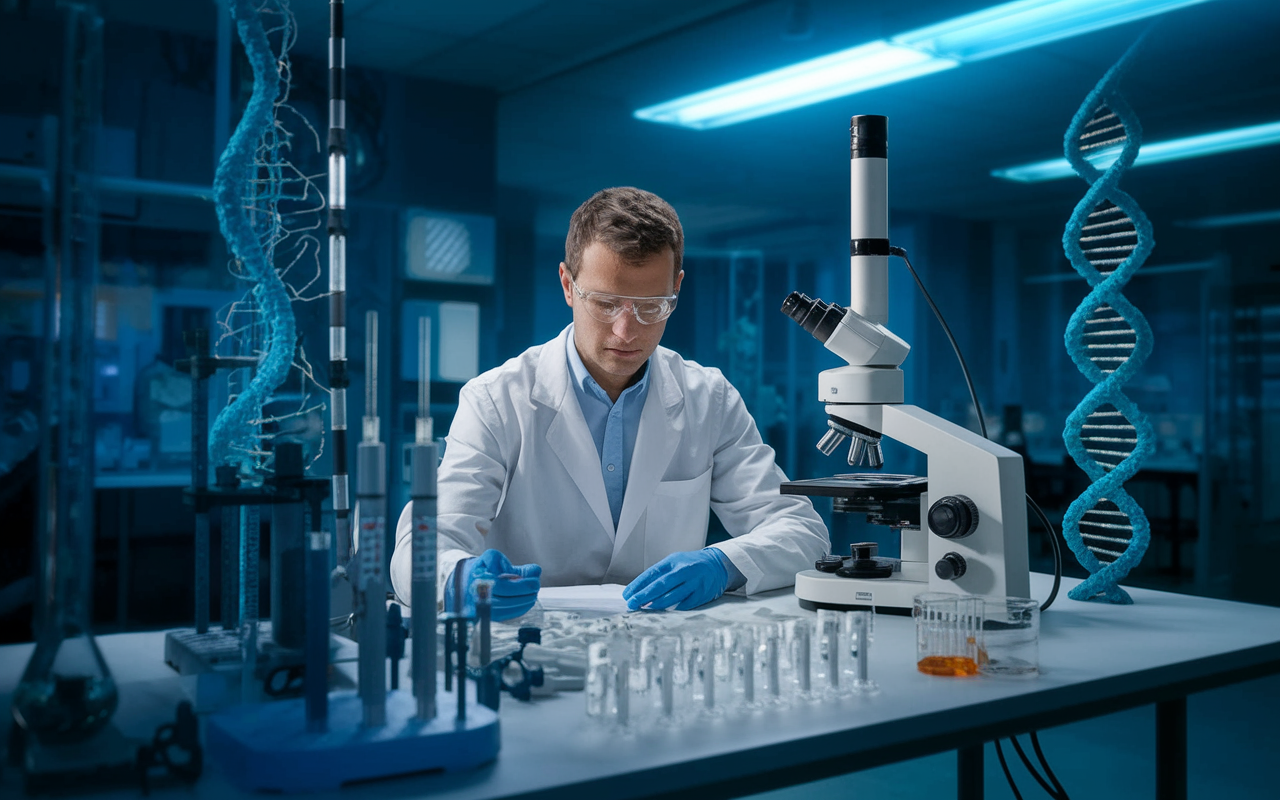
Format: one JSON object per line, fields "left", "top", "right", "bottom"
{"left": 929, "top": 495, "right": 979, "bottom": 539}
{"left": 935, "top": 552, "right": 968, "bottom": 581}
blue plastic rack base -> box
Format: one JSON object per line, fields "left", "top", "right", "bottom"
{"left": 204, "top": 687, "right": 500, "bottom": 792}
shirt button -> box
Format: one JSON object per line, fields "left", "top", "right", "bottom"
{"left": 607, "top": 464, "right": 616, "bottom": 472}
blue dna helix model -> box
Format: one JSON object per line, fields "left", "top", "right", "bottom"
{"left": 1060, "top": 40, "right": 1157, "bottom": 604}
{"left": 209, "top": 0, "right": 298, "bottom": 473}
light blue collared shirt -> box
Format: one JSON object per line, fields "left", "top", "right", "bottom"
{"left": 565, "top": 327, "right": 745, "bottom": 591}
{"left": 566, "top": 327, "right": 649, "bottom": 529}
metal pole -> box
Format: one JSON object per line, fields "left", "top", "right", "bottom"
{"left": 327, "top": 0, "right": 353, "bottom": 584}
{"left": 188, "top": 330, "right": 211, "bottom": 635}
{"left": 305, "top": 495, "right": 330, "bottom": 732}
{"left": 411, "top": 319, "right": 437, "bottom": 720}
{"left": 356, "top": 311, "right": 387, "bottom": 728}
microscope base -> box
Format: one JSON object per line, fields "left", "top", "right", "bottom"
{"left": 795, "top": 569, "right": 931, "bottom": 614}
{"left": 205, "top": 687, "right": 500, "bottom": 792}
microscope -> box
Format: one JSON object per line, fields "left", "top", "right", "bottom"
{"left": 782, "top": 115, "right": 1029, "bottom": 613}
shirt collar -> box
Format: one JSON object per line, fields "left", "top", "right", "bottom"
{"left": 566, "top": 323, "right": 650, "bottom": 401}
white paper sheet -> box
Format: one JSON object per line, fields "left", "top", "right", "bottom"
{"left": 536, "top": 584, "right": 631, "bottom": 615}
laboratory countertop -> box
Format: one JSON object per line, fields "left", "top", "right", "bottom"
{"left": 2, "top": 574, "right": 1279, "bottom": 800}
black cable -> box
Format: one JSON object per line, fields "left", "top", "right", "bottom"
{"left": 1027, "top": 494, "right": 1062, "bottom": 613}
{"left": 1031, "top": 732, "right": 1069, "bottom": 798}
{"left": 995, "top": 740, "right": 1026, "bottom": 800}
{"left": 1011, "top": 736, "right": 1067, "bottom": 799}
{"left": 889, "top": 247, "right": 987, "bottom": 439}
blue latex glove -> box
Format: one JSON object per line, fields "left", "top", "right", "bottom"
{"left": 445, "top": 549, "right": 542, "bottom": 621}
{"left": 623, "top": 548, "right": 730, "bottom": 612}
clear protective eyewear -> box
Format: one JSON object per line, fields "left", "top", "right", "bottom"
{"left": 570, "top": 277, "right": 678, "bottom": 325}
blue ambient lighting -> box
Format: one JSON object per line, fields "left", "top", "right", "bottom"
{"left": 634, "top": 42, "right": 956, "bottom": 130}
{"left": 992, "top": 120, "right": 1280, "bottom": 182}
{"left": 635, "top": 0, "right": 1218, "bottom": 129}
{"left": 1178, "top": 208, "right": 1280, "bottom": 229}
{"left": 894, "top": 0, "right": 1213, "bottom": 62}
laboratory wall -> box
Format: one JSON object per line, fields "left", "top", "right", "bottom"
{"left": 3, "top": 0, "right": 1279, "bottom": 646}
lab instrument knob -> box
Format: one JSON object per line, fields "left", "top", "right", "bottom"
{"left": 935, "top": 552, "right": 967, "bottom": 581}
{"left": 929, "top": 495, "right": 979, "bottom": 539}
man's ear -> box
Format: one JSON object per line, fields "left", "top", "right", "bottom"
{"left": 673, "top": 269, "right": 685, "bottom": 295}
{"left": 559, "top": 262, "right": 574, "bottom": 307}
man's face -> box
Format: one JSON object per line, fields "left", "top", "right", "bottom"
{"left": 560, "top": 242, "right": 683, "bottom": 396}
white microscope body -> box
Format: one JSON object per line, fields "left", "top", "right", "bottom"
{"left": 786, "top": 115, "right": 1029, "bottom": 613}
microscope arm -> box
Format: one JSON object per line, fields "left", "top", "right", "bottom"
{"left": 882, "top": 404, "right": 1030, "bottom": 599}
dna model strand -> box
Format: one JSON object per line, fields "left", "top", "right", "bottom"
{"left": 1060, "top": 41, "right": 1157, "bottom": 604}
{"left": 209, "top": 0, "right": 299, "bottom": 472}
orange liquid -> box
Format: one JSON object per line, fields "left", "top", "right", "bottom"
{"left": 917, "top": 656, "right": 980, "bottom": 677}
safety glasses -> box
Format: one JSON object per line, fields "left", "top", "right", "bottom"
{"left": 570, "top": 277, "right": 678, "bottom": 325}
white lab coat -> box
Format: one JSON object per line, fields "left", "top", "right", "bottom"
{"left": 390, "top": 326, "right": 829, "bottom": 606}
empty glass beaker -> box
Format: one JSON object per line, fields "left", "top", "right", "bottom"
{"left": 978, "top": 597, "right": 1039, "bottom": 677}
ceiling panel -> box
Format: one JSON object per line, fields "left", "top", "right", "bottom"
{"left": 356, "top": 0, "right": 549, "bottom": 39}
{"left": 340, "top": 16, "right": 458, "bottom": 72}
{"left": 405, "top": 42, "right": 563, "bottom": 89}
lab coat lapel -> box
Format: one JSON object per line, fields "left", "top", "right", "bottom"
{"left": 535, "top": 328, "right": 616, "bottom": 539}
{"left": 613, "top": 352, "right": 684, "bottom": 558}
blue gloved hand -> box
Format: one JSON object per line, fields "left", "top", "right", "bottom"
{"left": 446, "top": 549, "right": 542, "bottom": 621}
{"left": 622, "top": 548, "right": 730, "bottom": 612}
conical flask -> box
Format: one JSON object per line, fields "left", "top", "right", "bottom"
{"left": 11, "top": 616, "right": 119, "bottom": 745}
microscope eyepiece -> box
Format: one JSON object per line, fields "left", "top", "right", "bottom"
{"left": 782, "top": 291, "right": 845, "bottom": 344}
{"left": 850, "top": 114, "right": 887, "bottom": 159}
{"left": 781, "top": 291, "right": 813, "bottom": 323}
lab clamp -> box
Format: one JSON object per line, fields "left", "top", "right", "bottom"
{"left": 782, "top": 116, "right": 1029, "bottom": 614}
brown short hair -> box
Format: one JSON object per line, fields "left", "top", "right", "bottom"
{"left": 564, "top": 187, "right": 683, "bottom": 279}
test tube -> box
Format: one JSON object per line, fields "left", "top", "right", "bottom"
{"left": 586, "top": 640, "right": 609, "bottom": 719}
{"left": 793, "top": 618, "right": 812, "bottom": 697}
{"left": 656, "top": 636, "right": 677, "bottom": 722}
{"left": 818, "top": 609, "right": 844, "bottom": 695}
{"left": 610, "top": 631, "right": 631, "bottom": 727}
{"left": 851, "top": 611, "right": 878, "bottom": 694}
{"left": 761, "top": 623, "right": 782, "bottom": 704}
{"left": 694, "top": 631, "right": 718, "bottom": 714}
{"left": 736, "top": 626, "right": 757, "bottom": 708}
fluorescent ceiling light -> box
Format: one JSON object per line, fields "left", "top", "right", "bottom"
{"left": 635, "top": 0, "right": 1218, "bottom": 130}
{"left": 992, "top": 120, "right": 1280, "bottom": 182}
{"left": 634, "top": 42, "right": 956, "bottom": 130}
{"left": 894, "top": 0, "right": 1214, "bottom": 62}
{"left": 1178, "top": 208, "right": 1280, "bottom": 229}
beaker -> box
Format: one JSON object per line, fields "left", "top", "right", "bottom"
{"left": 978, "top": 597, "right": 1039, "bottom": 677}
{"left": 914, "top": 593, "right": 982, "bottom": 677}
{"left": 11, "top": 617, "right": 119, "bottom": 745}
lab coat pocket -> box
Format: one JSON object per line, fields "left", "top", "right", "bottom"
{"left": 644, "top": 467, "right": 713, "bottom": 565}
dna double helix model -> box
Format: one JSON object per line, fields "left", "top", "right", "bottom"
{"left": 1060, "top": 40, "right": 1157, "bottom": 604}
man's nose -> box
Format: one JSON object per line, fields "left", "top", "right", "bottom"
{"left": 612, "top": 306, "right": 642, "bottom": 341}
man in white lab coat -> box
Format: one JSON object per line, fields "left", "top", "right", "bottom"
{"left": 390, "top": 187, "right": 828, "bottom": 619}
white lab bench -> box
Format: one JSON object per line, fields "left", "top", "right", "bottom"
{"left": 1, "top": 573, "right": 1278, "bottom": 799}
